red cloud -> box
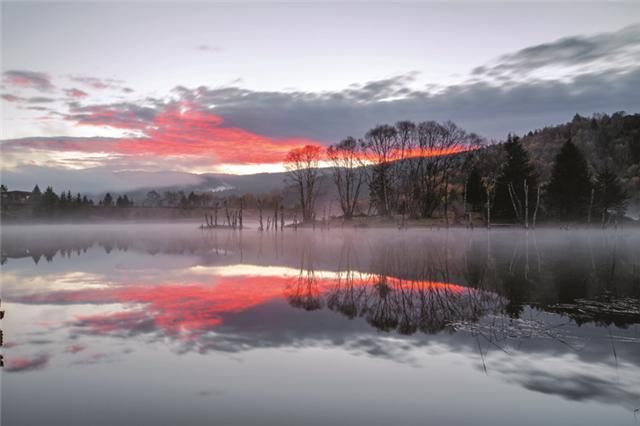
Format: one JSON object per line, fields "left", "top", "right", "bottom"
{"left": 116, "top": 104, "right": 319, "bottom": 164}
{"left": 5, "top": 100, "right": 470, "bottom": 168}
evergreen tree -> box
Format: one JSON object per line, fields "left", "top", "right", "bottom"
{"left": 41, "top": 187, "right": 59, "bottom": 213}
{"left": 546, "top": 139, "right": 592, "bottom": 220}
{"left": 594, "top": 167, "right": 628, "bottom": 222}
{"left": 466, "top": 166, "right": 484, "bottom": 211}
{"left": 493, "top": 135, "right": 538, "bottom": 222}
{"left": 123, "top": 195, "right": 131, "bottom": 207}
{"left": 103, "top": 193, "right": 113, "bottom": 207}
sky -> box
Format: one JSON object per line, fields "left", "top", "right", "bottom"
{"left": 1, "top": 1, "right": 640, "bottom": 192}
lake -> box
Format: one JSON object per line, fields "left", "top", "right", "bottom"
{"left": 1, "top": 224, "right": 639, "bottom": 426}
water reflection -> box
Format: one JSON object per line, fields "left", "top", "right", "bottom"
{"left": 1, "top": 225, "right": 639, "bottom": 425}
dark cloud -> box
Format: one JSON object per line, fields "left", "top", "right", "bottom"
{"left": 66, "top": 102, "right": 157, "bottom": 129}
{"left": 2, "top": 70, "right": 54, "bottom": 92}
{"left": 474, "top": 23, "right": 640, "bottom": 77}
{"left": 1, "top": 94, "right": 56, "bottom": 104}
{"left": 27, "top": 96, "right": 56, "bottom": 103}
{"left": 179, "top": 67, "right": 640, "bottom": 141}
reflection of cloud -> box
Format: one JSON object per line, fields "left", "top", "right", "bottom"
{"left": 5, "top": 353, "right": 50, "bottom": 372}
{"left": 71, "top": 352, "right": 119, "bottom": 366}
{"left": 492, "top": 354, "right": 640, "bottom": 410}
{"left": 522, "top": 371, "right": 638, "bottom": 403}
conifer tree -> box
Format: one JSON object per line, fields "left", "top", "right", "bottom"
{"left": 493, "top": 135, "right": 538, "bottom": 222}
{"left": 546, "top": 139, "right": 592, "bottom": 220}
{"left": 594, "top": 167, "right": 628, "bottom": 223}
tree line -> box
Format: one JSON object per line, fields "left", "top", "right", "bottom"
{"left": 285, "top": 114, "right": 633, "bottom": 227}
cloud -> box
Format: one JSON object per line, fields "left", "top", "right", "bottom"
{"left": 69, "top": 75, "right": 124, "bottom": 90}
{"left": 5, "top": 353, "right": 51, "bottom": 372}
{"left": 2, "top": 25, "right": 639, "bottom": 188}
{"left": 178, "top": 67, "right": 640, "bottom": 141}
{"left": 2, "top": 70, "right": 54, "bottom": 92}
{"left": 1, "top": 94, "right": 56, "bottom": 104}
{"left": 64, "top": 88, "right": 89, "bottom": 99}
{"left": 3, "top": 101, "right": 323, "bottom": 168}
{"left": 473, "top": 24, "right": 640, "bottom": 78}
{"left": 66, "top": 344, "right": 87, "bottom": 353}
{"left": 66, "top": 102, "right": 157, "bottom": 130}
{"left": 196, "top": 44, "right": 223, "bottom": 53}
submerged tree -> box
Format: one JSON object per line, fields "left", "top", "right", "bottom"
{"left": 285, "top": 145, "right": 323, "bottom": 222}
{"left": 327, "top": 137, "right": 365, "bottom": 219}
{"left": 546, "top": 139, "right": 592, "bottom": 220}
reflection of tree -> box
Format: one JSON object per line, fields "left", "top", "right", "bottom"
{"left": 290, "top": 268, "right": 505, "bottom": 335}
{"left": 285, "top": 250, "right": 323, "bottom": 311}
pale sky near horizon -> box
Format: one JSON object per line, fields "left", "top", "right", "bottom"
{"left": 1, "top": 1, "right": 639, "bottom": 190}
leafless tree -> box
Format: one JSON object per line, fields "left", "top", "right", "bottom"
{"left": 413, "top": 121, "right": 478, "bottom": 218}
{"left": 285, "top": 145, "right": 323, "bottom": 222}
{"left": 362, "top": 125, "right": 400, "bottom": 216}
{"left": 327, "top": 137, "right": 366, "bottom": 219}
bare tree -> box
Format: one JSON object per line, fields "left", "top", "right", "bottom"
{"left": 327, "top": 137, "right": 366, "bottom": 220}
{"left": 285, "top": 145, "right": 323, "bottom": 222}
{"left": 362, "top": 125, "right": 400, "bottom": 216}
{"left": 413, "top": 121, "right": 477, "bottom": 218}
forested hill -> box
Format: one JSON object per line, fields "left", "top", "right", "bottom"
{"left": 519, "top": 112, "right": 640, "bottom": 212}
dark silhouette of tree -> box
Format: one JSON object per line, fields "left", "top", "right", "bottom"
{"left": 362, "top": 125, "right": 399, "bottom": 216}
{"left": 41, "top": 186, "right": 59, "bottom": 213}
{"left": 102, "top": 192, "right": 113, "bottom": 207}
{"left": 145, "top": 190, "right": 161, "bottom": 207}
{"left": 285, "top": 145, "right": 322, "bottom": 222}
{"left": 327, "top": 137, "right": 365, "bottom": 219}
{"left": 465, "top": 166, "right": 484, "bottom": 211}
{"left": 546, "top": 139, "right": 592, "bottom": 220}
{"left": 594, "top": 167, "right": 628, "bottom": 224}
{"left": 493, "top": 135, "right": 538, "bottom": 223}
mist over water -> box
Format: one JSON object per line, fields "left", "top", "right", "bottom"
{"left": 1, "top": 224, "right": 639, "bottom": 426}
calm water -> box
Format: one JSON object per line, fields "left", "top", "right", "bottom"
{"left": 1, "top": 224, "right": 639, "bottom": 426}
